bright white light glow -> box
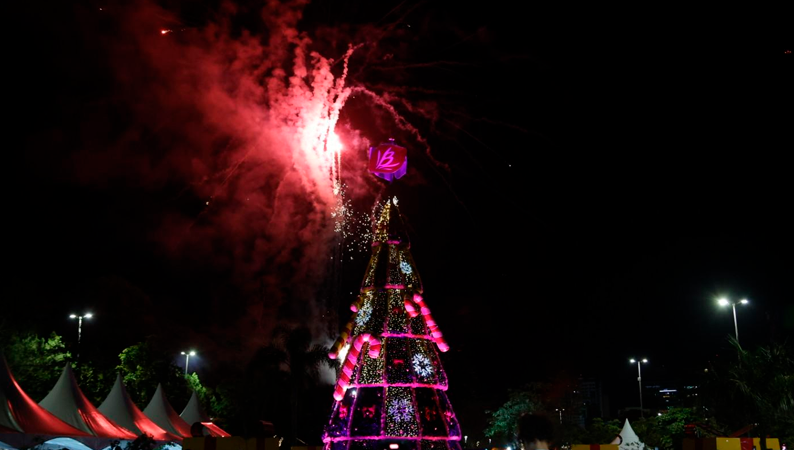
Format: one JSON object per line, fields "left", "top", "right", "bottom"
{"left": 69, "top": 314, "right": 77, "bottom": 318}
{"left": 718, "top": 298, "right": 729, "bottom": 306}
{"left": 84, "top": 313, "right": 93, "bottom": 318}
{"left": 389, "top": 444, "right": 399, "bottom": 449}
{"left": 739, "top": 299, "right": 749, "bottom": 304}
{"left": 327, "top": 131, "right": 343, "bottom": 155}
{"left": 337, "top": 343, "right": 350, "bottom": 365}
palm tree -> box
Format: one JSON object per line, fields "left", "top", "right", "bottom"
{"left": 704, "top": 337, "right": 794, "bottom": 445}
{"left": 261, "top": 326, "right": 337, "bottom": 445}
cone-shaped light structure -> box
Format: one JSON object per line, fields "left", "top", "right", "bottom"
{"left": 322, "top": 198, "right": 461, "bottom": 450}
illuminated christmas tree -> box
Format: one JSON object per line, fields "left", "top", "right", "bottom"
{"left": 322, "top": 196, "right": 462, "bottom": 450}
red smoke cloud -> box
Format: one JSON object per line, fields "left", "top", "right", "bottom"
{"left": 64, "top": 0, "right": 420, "bottom": 357}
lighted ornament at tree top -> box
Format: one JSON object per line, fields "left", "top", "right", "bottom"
{"left": 322, "top": 195, "right": 461, "bottom": 450}
{"left": 367, "top": 139, "right": 408, "bottom": 182}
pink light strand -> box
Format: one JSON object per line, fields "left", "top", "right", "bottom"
{"left": 348, "top": 382, "right": 448, "bottom": 390}
{"left": 404, "top": 297, "right": 419, "bottom": 318}
{"left": 334, "top": 335, "right": 363, "bottom": 400}
{"left": 367, "top": 336, "right": 382, "bottom": 358}
{"left": 410, "top": 293, "right": 449, "bottom": 352}
{"left": 350, "top": 295, "right": 364, "bottom": 313}
{"left": 323, "top": 436, "right": 462, "bottom": 442}
{"left": 379, "top": 333, "right": 432, "bottom": 339}
{"left": 334, "top": 333, "right": 380, "bottom": 400}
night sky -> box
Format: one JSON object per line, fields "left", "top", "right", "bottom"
{"left": 8, "top": 0, "right": 794, "bottom": 436}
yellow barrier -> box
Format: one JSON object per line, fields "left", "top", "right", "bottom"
{"left": 572, "top": 445, "right": 620, "bottom": 450}
{"left": 683, "top": 438, "right": 780, "bottom": 450}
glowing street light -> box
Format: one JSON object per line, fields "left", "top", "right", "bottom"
{"left": 181, "top": 350, "right": 196, "bottom": 374}
{"left": 718, "top": 298, "right": 749, "bottom": 345}
{"left": 69, "top": 313, "right": 93, "bottom": 359}
{"left": 555, "top": 408, "right": 565, "bottom": 424}
{"left": 629, "top": 358, "right": 648, "bottom": 418}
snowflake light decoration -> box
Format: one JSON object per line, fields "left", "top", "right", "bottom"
{"left": 412, "top": 353, "right": 434, "bottom": 377}
{"left": 388, "top": 397, "right": 414, "bottom": 423}
{"left": 400, "top": 259, "right": 412, "bottom": 274}
{"left": 355, "top": 302, "right": 373, "bottom": 326}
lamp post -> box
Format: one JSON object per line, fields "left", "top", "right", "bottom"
{"left": 69, "top": 313, "right": 93, "bottom": 359}
{"left": 555, "top": 408, "right": 565, "bottom": 424}
{"left": 629, "top": 358, "right": 648, "bottom": 418}
{"left": 718, "top": 298, "right": 749, "bottom": 345}
{"left": 181, "top": 350, "right": 196, "bottom": 374}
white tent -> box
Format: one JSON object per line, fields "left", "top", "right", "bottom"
{"left": 142, "top": 384, "right": 191, "bottom": 438}
{"left": 179, "top": 391, "right": 210, "bottom": 427}
{"left": 38, "top": 364, "right": 137, "bottom": 440}
{"left": 179, "top": 391, "right": 230, "bottom": 437}
{"left": 98, "top": 374, "right": 181, "bottom": 442}
{"left": 610, "top": 419, "right": 646, "bottom": 450}
{"left": 0, "top": 355, "right": 88, "bottom": 438}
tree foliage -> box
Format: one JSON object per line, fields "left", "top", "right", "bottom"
{"left": 484, "top": 383, "right": 547, "bottom": 442}
{"left": 185, "top": 372, "right": 211, "bottom": 412}
{"left": 117, "top": 340, "right": 189, "bottom": 408}
{"left": 632, "top": 408, "right": 713, "bottom": 450}
{"left": 76, "top": 360, "right": 117, "bottom": 406}
{"left": 1, "top": 331, "right": 71, "bottom": 401}
{"left": 562, "top": 418, "right": 621, "bottom": 446}
{"left": 703, "top": 338, "right": 794, "bottom": 444}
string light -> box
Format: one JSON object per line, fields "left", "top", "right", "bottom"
{"left": 355, "top": 302, "right": 373, "bottom": 326}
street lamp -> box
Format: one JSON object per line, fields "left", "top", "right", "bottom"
{"left": 629, "top": 358, "right": 648, "bottom": 418}
{"left": 718, "top": 298, "right": 749, "bottom": 345}
{"left": 555, "top": 408, "right": 565, "bottom": 424}
{"left": 181, "top": 350, "right": 196, "bottom": 374}
{"left": 69, "top": 313, "right": 93, "bottom": 359}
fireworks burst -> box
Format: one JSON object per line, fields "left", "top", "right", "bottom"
{"left": 88, "top": 1, "right": 456, "bottom": 341}
{"left": 331, "top": 180, "right": 376, "bottom": 256}
{"left": 331, "top": 180, "right": 352, "bottom": 234}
